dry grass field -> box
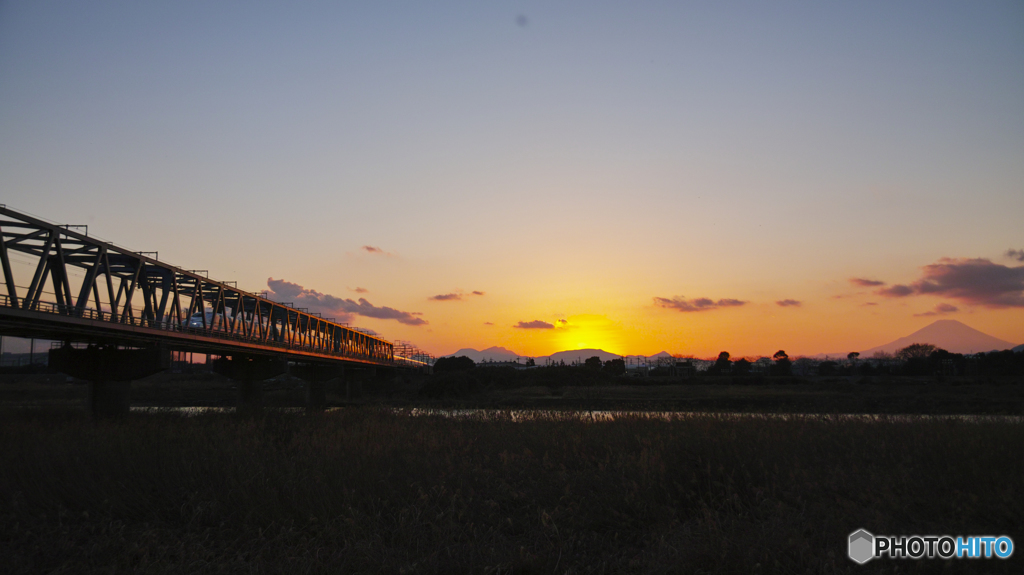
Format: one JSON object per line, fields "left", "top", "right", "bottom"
{"left": 1, "top": 407, "right": 1021, "bottom": 574}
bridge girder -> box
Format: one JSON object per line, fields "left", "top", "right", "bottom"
{"left": 0, "top": 205, "right": 400, "bottom": 367}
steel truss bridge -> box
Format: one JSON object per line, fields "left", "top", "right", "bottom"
{"left": 0, "top": 205, "right": 430, "bottom": 370}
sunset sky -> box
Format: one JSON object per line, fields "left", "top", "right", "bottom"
{"left": 2, "top": 1, "right": 1022, "bottom": 358}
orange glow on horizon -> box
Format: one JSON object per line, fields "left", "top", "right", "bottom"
{"left": 552, "top": 315, "right": 626, "bottom": 355}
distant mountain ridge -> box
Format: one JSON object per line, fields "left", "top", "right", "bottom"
{"left": 543, "top": 349, "right": 624, "bottom": 365}
{"left": 443, "top": 347, "right": 674, "bottom": 365}
{"left": 444, "top": 323, "right": 1021, "bottom": 364}
{"left": 443, "top": 346, "right": 520, "bottom": 363}
{"left": 860, "top": 319, "right": 1017, "bottom": 356}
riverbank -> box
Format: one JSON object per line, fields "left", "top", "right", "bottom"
{"left": 401, "top": 377, "right": 1024, "bottom": 415}
{"left": 2, "top": 372, "right": 1023, "bottom": 415}
{"left": 1, "top": 408, "right": 1022, "bottom": 574}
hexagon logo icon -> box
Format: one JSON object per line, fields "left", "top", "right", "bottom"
{"left": 848, "top": 529, "right": 874, "bottom": 564}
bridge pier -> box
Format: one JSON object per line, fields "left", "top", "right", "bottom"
{"left": 306, "top": 379, "right": 326, "bottom": 411}
{"left": 346, "top": 368, "right": 363, "bottom": 400}
{"left": 212, "top": 355, "right": 287, "bottom": 414}
{"left": 289, "top": 363, "right": 346, "bottom": 411}
{"left": 48, "top": 344, "right": 168, "bottom": 419}
{"left": 237, "top": 379, "right": 264, "bottom": 409}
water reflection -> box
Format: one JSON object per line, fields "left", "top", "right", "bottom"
{"left": 402, "top": 408, "right": 1023, "bottom": 423}
{"left": 131, "top": 406, "right": 236, "bottom": 416}
{"left": 129, "top": 405, "right": 1023, "bottom": 423}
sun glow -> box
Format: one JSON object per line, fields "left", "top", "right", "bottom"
{"left": 554, "top": 315, "right": 625, "bottom": 354}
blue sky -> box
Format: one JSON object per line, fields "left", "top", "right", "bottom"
{"left": 2, "top": 1, "right": 1022, "bottom": 356}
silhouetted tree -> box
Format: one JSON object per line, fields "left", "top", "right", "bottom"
{"left": 975, "top": 349, "right": 1024, "bottom": 376}
{"left": 856, "top": 361, "right": 877, "bottom": 376}
{"left": 896, "top": 344, "right": 952, "bottom": 376}
{"left": 525, "top": 358, "right": 535, "bottom": 367}
{"left": 709, "top": 351, "right": 731, "bottom": 375}
{"left": 895, "top": 343, "right": 938, "bottom": 361}
{"left": 433, "top": 355, "right": 476, "bottom": 373}
{"left": 603, "top": 358, "right": 626, "bottom": 375}
{"left": 584, "top": 356, "right": 603, "bottom": 370}
{"left": 771, "top": 350, "right": 791, "bottom": 376}
{"left": 818, "top": 361, "right": 838, "bottom": 376}
{"left": 733, "top": 358, "right": 751, "bottom": 375}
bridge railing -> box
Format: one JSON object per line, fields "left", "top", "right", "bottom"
{"left": 0, "top": 294, "right": 391, "bottom": 364}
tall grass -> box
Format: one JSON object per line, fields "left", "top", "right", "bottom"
{"left": 1, "top": 409, "right": 1021, "bottom": 574}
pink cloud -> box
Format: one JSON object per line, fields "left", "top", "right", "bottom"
{"left": 361, "top": 245, "right": 394, "bottom": 256}
{"left": 266, "top": 278, "right": 427, "bottom": 326}
{"left": 914, "top": 302, "right": 959, "bottom": 317}
{"left": 911, "top": 258, "right": 1024, "bottom": 307}
{"left": 876, "top": 284, "right": 914, "bottom": 297}
{"left": 429, "top": 290, "right": 485, "bottom": 302}
{"left": 869, "top": 258, "right": 1024, "bottom": 308}
{"left": 430, "top": 293, "right": 462, "bottom": 301}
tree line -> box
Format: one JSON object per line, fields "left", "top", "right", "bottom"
{"left": 435, "top": 343, "right": 1024, "bottom": 380}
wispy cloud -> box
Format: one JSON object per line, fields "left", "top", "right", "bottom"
{"left": 776, "top": 299, "right": 802, "bottom": 307}
{"left": 429, "top": 293, "right": 462, "bottom": 301}
{"left": 428, "top": 290, "right": 485, "bottom": 302}
{"left": 654, "top": 296, "right": 747, "bottom": 312}
{"left": 266, "top": 278, "right": 427, "bottom": 326}
{"left": 362, "top": 245, "right": 394, "bottom": 257}
{"left": 514, "top": 320, "right": 555, "bottom": 329}
{"left": 876, "top": 284, "right": 914, "bottom": 297}
{"left": 345, "top": 300, "right": 427, "bottom": 324}
{"left": 483, "top": 321, "right": 494, "bottom": 326}
{"left": 914, "top": 303, "right": 959, "bottom": 317}
{"left": 350, "top": 287, "right": 369, "bottom": 294}
{"left": 850, "top": 278, "right": 886, "bottom": 287}
{"left": 1005, "top": 249, "right": 1024, "bottom": 262}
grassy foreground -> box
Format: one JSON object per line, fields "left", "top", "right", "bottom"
{"left": 1, "top": 409, "right": 1022, "bottom": 574}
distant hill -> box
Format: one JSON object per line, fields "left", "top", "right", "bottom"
{"left": 445, "top": 347, "right": 633, "bottom": 365}
{"left": 443, "top": 346, "right": 520, "bottom": 362}
{"left": 443, "top": 347, "right": 709, "bottom": 365}
{"left": 1014, "top": 343, "right": 1024, "bottom": 353}
{"left": 860, "top": 320, "right": 1016, "bottom": 356}
{"left": 541, "top": 349, "right": 625, "bottom": 365}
